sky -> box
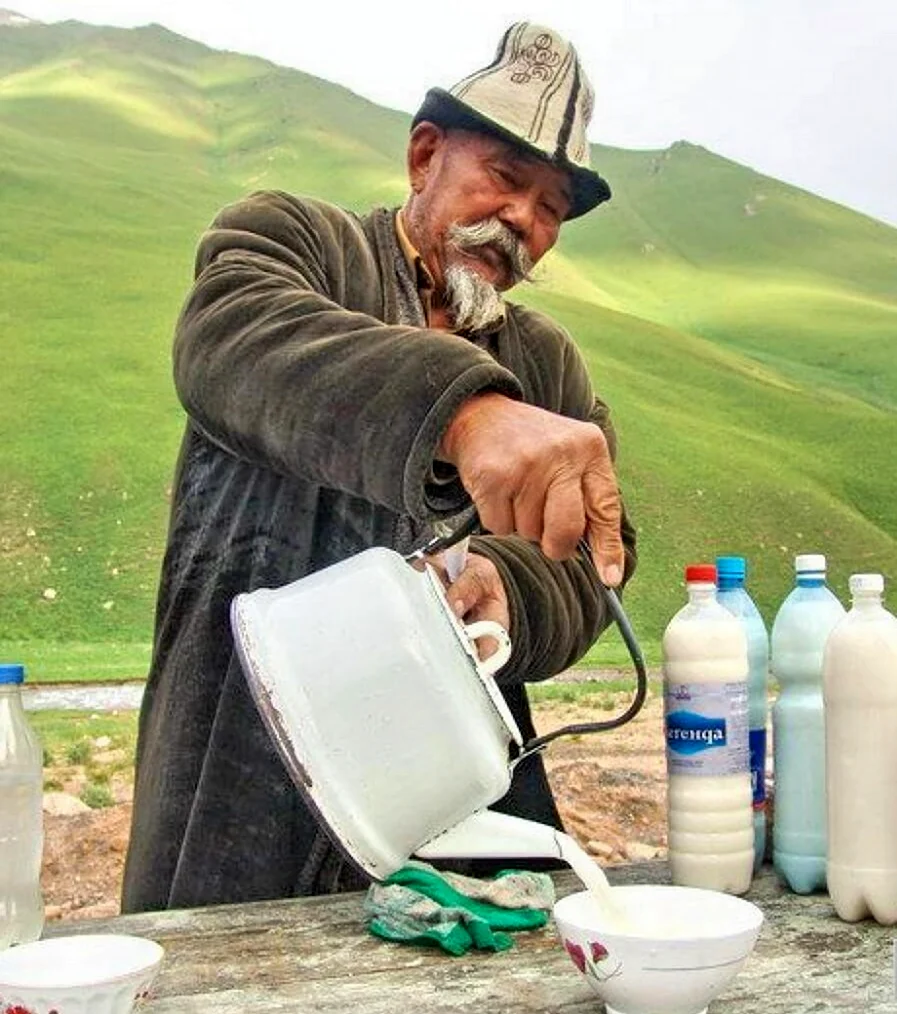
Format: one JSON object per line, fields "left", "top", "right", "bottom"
{"left": 9, "top": 0, "right": 897, "bottom": 227}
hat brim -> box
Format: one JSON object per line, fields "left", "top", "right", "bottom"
{"left": 412, "top": 88, "right": 611, "bottom": 220}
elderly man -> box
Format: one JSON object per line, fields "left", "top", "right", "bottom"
{"left": 122, "top": 21, "right": 637, "bottom": 913}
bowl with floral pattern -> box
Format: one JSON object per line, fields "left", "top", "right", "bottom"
{"left": 0, "top": 933, "right": 163, "bottom": 1014}
{"left": 553, "top": 884, "right": 763, "bottom": 1014}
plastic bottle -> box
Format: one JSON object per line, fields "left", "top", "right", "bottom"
{"left": 716, "top": 556, "right": 769, "bottom": 871}
{"left": 824, "top": 573, "right": 897, "bottom": 924}
{"left": 663, "top": 563, "right": 753, "bottom": 895}
{"left": 770, "top": 554, "right": 844, "bottom": 894}
{"left": 0, "top": 663, "right": 45, "bottom": 950}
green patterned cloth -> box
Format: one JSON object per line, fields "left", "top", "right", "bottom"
{"left": 365, "top": 861, "right": 556, "bottom": 956}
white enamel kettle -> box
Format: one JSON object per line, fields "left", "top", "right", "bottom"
{"left": 230, "top": 529, "right": 646, "bottom": 881}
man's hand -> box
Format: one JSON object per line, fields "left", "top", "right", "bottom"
{"left": 425, "top": 551, "right": 509, "bottom": 659}
{"left": 439, "top": 392, "right": 624, "bottom": 586}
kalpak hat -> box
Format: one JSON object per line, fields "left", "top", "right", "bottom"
{"left": 412, "top": 22, "right": 611, "bottom": 220}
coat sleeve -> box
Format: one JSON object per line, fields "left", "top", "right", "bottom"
{"left": 172, "top": 191, "right": 522, "bottom": 521}
{"left": 468, "top": 325, "right": 638, "bottom": 684}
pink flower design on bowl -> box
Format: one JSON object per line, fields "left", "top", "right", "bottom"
{"left": 563, "top": 939, "right": 587, "bottom": 974}
{"left": 562, "top": 938, "right": 623, "bottom": 983}
{"left": 590, "top": 940, "right": 609, "bottom": 962}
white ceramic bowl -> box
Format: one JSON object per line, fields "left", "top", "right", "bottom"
{"left": 553, "top": 885, "right": 763, "bottom": 1014}
{"left": 0, "top": 933, "right": 164, "bottom": 1014}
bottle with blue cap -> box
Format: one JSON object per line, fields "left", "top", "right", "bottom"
{"left": 716, "top": 556, "right": 769, "bottom": 872}
{"left": 0, "top": 663, "right": 45, "bottom": 949}
{"left": 770, "top": 554, "right": 844, "bottom": 894}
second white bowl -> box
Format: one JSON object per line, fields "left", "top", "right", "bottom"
{"left": 553, "top": 884, "right": 763, "bottom": 1014}
{"left": 0, "top": 933, "right": 164, "bottom": 1014}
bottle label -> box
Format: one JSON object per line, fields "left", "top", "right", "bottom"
{"left": 664, "top": 681, "right": 749, "bottom": 776}
{"left": 750, "top": 727, "right": 767, "bottom": 808}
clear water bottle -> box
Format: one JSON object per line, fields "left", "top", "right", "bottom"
{"left": 0, "top": 663, "right": 45, "bottom": 949}
{"left": 770, "top": 554, "right": 844, "bottom": 894}
{"left": 716, "top": 556, "right": 769, "bottom": 872}
{"left": 663, "top": 563, "right": 753, "bottom": 895}
{"left": 824, "top": 573, "right": 897, "bottom": 924}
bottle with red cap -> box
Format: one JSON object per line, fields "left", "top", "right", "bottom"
{"left": 663, "top": 563, "right": 754, "bottom": 895}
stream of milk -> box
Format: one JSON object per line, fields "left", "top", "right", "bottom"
{"left": 557, "top": 832, "right": 693, "bottom": 938}
{"left": 556, "top": 831, "right": 637, "bottom": 931}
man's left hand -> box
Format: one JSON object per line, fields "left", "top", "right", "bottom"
{"left": 427, "top": 551, "right": 510, "bottom": 660}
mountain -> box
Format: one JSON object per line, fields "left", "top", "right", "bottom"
{"left": 1, "top": 19, "right": 895, "bottom": 663}
{"left": 0, "top": 10, "right": 36, "bottom": 26}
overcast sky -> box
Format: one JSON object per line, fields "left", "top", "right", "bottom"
{"left": 10, "top": 0, "right": 897, "bottom": 227}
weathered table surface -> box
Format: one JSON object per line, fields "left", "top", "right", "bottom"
{"left": 50, "top": 862, "right": 896, "bottom": 1013}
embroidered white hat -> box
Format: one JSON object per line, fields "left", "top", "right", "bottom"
{"left": 412, "top": 22, "right": 611, "bottom": 219}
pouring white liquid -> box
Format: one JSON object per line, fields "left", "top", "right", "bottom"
{"left": 557, "top": 831, "right": 692, "bottom": 938}
{"left": 556, "top": 831, "right": 638, "bottom": 932}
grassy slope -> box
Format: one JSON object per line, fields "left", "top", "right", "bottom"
{"left": 562, "top": 142, "right": 897, "bottom": 410}
{"left": 1, "top": 21, "right": 895, "bottom": 679}
{"left": 0, "top": 23, "right": 411, "bottom": 647}
{"left": 520, "top": 292, "right": 896, "bottom": 630}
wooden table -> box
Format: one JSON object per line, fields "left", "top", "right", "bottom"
{"left": 50, "top": 862, "right": 897, "bottom": 1012}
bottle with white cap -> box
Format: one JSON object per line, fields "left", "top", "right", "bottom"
{"left": 0, "top": 663, "right": 45, "bottom": 949}
{"left": 663, "top": 563, "right": 753, "bottom": 895}
{"left": 770, "top": 554, "right": 844, "bottom": 893}
{"left": 716, "top": 556, "right": 769, "bottom": 871}
{"left": 824, "top": 573, "right": 897, "bottom": 924}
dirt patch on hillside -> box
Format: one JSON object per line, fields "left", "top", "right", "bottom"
{"left": 41, "top": 692, "right": 668, "bottom": 920}
{"left": 537, "top": 694, "right": 668, "bottom": 863}
{"left": 43, "top": 805, "right": 133, "bottom": 921}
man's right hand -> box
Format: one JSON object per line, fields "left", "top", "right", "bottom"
{"left": 438, "top": 392, "right": 624, "bottom": 586}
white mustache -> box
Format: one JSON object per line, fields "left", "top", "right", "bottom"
{"left": 446, "top": 219, "right": 534, "bottom": 284}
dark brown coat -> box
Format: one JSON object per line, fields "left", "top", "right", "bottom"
{"left": 121, "top": 191, "right": 637, "bottom": 913}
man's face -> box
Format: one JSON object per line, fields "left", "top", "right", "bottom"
{"left": 404, "top": 125, "right": 573, "bottom": 297}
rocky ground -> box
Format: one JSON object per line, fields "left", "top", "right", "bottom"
{"left": 537, "top": 693, "right": 667, "bottom": 865}
{"left": 41, "top": 690, "right": 668, "bottom": 921}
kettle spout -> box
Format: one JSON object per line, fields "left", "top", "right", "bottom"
{"left": 415, "top": 809, "right": 564, "bottom": 861}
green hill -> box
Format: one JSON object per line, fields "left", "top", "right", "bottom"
{"left": 1, "top": 19, "right": 895, "bottom": 674}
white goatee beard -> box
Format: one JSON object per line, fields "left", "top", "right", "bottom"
{"left": 442, "top": 218, "right": 535, "bottom": 335}
{"left": 443, "top": 261, "right": 507, "bottom": 335}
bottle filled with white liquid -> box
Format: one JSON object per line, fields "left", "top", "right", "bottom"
{"left": 716, "top": 555, "right": 769, "bottom": 872}
{"left": 663, "top": 564, "right": 753, "bottom": 895}
{"left": 0, "top": 663, "right": 45, "bottom": 949}
{"left": 771, "top": 553, "right": 844, "bottom": 894}
{"left": 824, "top": 573, "right": 897, "bottom": 924}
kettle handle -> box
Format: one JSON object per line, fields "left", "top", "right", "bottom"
{"left": 464, "top": 620, "right": 512, "bottom": 677}
{"left": 515, "top": 542, "right": 649, "bottom": 763}
{"left": 412, "top": 518, "right": 649, "bottom": 756}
